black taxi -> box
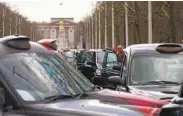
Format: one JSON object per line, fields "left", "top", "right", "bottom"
{"left": 108, "top": 43, "right": 183, "bottom": 101}
{"left": 83, "top": 49, "right": 121, "bottom": 89}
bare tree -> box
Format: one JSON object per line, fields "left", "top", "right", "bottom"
{"left": 0, "top": 2, "right": 41, "bottom": 41}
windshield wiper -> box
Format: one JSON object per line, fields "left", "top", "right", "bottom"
{"left": 74, "top": 92, "right": 88, "bottom": 100}
{"left": 45, "top": 94, "right": 73, "bottom": 103}
{"left": 142, "top": 80, "right": 180, "bottom": 85}
{"left": 75, "top": 85, "right": 103, "bottom": 99}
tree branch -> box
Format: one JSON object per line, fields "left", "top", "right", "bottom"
{"left": 153, "top": 11, "right": 165, "bottom": 17}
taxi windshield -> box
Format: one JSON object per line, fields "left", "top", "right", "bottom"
{"left": 130, "top": 55, "right": 183, "bottom": 85}
{"left": 0, "top": 53, "right": 93, "bottom": 102}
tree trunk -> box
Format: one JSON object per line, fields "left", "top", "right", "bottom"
{"left": 134, "top": 2, "right": 141, "bottom": 43}
{"left": 168, "top": 2, "right": 176, "bottom": 43}
{"left": 116, "top": 25, "right": 120, "bottom": 45}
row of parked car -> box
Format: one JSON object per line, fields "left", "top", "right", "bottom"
{"left": 57, "top": 43, "right": 183, "bottom": 115}
{"left": 0, "top": 36, "right": 181, "bottom": 116}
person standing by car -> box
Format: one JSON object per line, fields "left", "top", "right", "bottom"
{"left": 112, "top": 48, "right": 117, "bottom": 53}
{"left": 116, "top": 45, "right": 124, "bottom": 57}
{"left": 76, "top": 50, "right": 88, "bottom": 68}
{"left": 116, "top": 45, "right": 125, "bottom": 62}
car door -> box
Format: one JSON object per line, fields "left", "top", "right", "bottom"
{"left": 0, "top": 72, "right": 26, "bottom": 116}
{"left": 102, "top": 52, "right": 120, "bottom": 78}
{"left": 116, "top": 53, "right": 129, "bottom": 92}
{"left": 81, "top": 51, "right": 96, "bottom": 80}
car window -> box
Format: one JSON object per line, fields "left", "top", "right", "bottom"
{"left": 57, "top": 52, "right": 67, "bottom": 60}
{"left": 0, "top": 53, "right": 93, "bottom": 102}
{"left": 106, "top": 52, "right": 118, "bottom": 68}
{"left": 97, "top": 51, "right": 105, "bottom": 63}
{"left": 77, "top": 51, "right": 88, "bottom": 63}
{"left": 64, "top": 51, "right": 75, "bottom": 58}
{"left": 87, "top": 51, "right": 94, "bottom": 57}
{"left": 55, "top": 54, "right": 93, "bottom": 90}
{"left": 130, "top": 55, "right": 183, "bottom": 85}
{"left": 107, "top": 52, "right": 117, "bottom": 62}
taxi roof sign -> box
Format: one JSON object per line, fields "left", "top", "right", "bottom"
{"left": 0, "top": 35, "right": 30, "bottom": 50}
{"left": 156, "top": 44, "right": 183, "bottom": 53}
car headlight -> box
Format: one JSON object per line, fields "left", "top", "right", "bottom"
{"left": 96, "top": 69, "right": 101, "bottom": 76}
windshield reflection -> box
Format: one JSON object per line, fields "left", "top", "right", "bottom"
{"left": 130, "top": 55, "right": 183, "bottom": 85}
{"left": 0, "top": 53, "right": 93, "bottom": 102}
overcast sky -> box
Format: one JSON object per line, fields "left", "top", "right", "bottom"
{"left": 2, "top": 0, "right": 96, "bottom": 22}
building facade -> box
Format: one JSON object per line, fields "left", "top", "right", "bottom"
{"left": 37, "top": 18, "right": 75, "bottom": 49}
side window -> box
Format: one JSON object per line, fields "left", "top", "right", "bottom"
{"left": 107, "top": 53, "right": 117, "bottom": 62}
{"left": 97, "top": 51, "right": 105, "bottom": 63}
{"left": 106, "top": 52, "right": 118, "bottom": 68}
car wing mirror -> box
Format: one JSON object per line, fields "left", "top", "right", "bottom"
{"left": 171, "top": 96, "right": 183, "bottom": 104}
{"left": 108, "top": 76, "right": 124, "bottom": 86}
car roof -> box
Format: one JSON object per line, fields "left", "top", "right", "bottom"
{"left": 127, "top": 43, "right": 183, "bottom": 55}
{"left": 0, "top": 35, "right": 50, "bottom": 55}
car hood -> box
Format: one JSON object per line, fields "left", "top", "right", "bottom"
{"left": 25, "top": 99, "right": 145, "bottom": 116}
{"left": 87, "top": 89, "right": 168, "bottom": 108}
{"left": 129, "top": 85, "right": 180, "bottom": 101}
